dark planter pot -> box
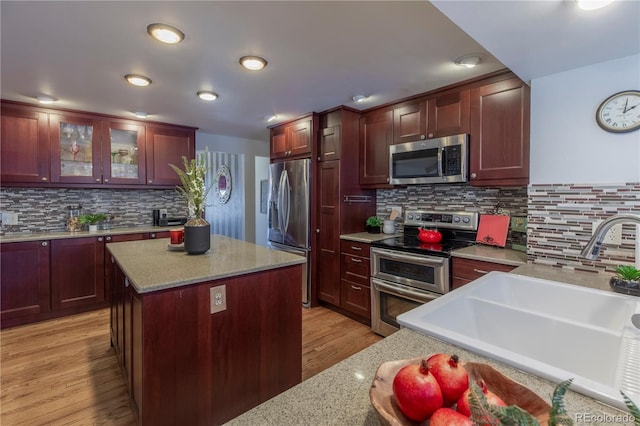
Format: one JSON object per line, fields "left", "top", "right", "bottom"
{"left": 184, "top": 219, "right": 211, "bottom": 255}
{"left": 366, "top": 225, "right": 381, "bottom": 234}
{"left": 610, "top": 276, "right": 640, "bottom": 296}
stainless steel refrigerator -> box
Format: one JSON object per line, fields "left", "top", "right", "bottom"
{"left": 267, "top": 158, "right": 311, "bottom": 306}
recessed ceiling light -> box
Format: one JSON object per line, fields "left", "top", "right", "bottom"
{"left": 576, "top": 0, "right": 615, "bottom": 10}
{"left": 134, "top": 112, "right": 148, "bottom": 118}
{"left": 197, "top": 91, "right": 219, "bottom": 101}
{"left": 147, "top": 23, "right": 185, "bottom": 44}
{"left": 36, "top": 95, "right": 56, "bottom": 104}
{"left": 264, "top": 114, "right": 278, "bottom": 122}
{"left": 352, "top": 95, "right": 369, "bottom": 103}
{"left": 454, "top": 54, "right": 482, "bottom": 68}
{"left": 125, "top": 74, "right": 152, "bottom": 87}
{"left": 239, "top": 56, "right": 268, "bottom": 71}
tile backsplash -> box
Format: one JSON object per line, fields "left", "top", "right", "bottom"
{"left": 0, "top": 188, "right": 188, "bottom": 234}
{"left": 528, "top": 183, "right": 639, "bottom": 273}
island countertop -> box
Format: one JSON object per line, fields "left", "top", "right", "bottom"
{"left": 107, "top": 234, "right": 306, "bottom": 294}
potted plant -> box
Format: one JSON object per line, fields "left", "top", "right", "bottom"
{"left": 78, "top": 213, "right": 108, "bottom": 232}
{"left": 366, "top": 216, "right": 382, "bottom": 234}
{"left": 169, "top": 155, "right": 213, "bottom": 254}
{"left": 610, "top": 264, "right": 640, "bottom": 296}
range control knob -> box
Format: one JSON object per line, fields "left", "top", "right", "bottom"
{"left": 462, "top": 217, "right": 470, "bottom": 223}
{"left": 453, "top": 216, "right": 461, "bottom": 222}
{"left": 407, "top": 214, "right": 414, "bottom": 220}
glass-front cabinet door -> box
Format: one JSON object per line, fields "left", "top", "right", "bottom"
{"left": 50, "top": 114, "right": 102, "bottom": 184}
{"left": 103, "top": 122, "right": 145, "bottom": 184}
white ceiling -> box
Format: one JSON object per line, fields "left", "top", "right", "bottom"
{"left": 2, "top": 1, "right": 639, "bottom": 142}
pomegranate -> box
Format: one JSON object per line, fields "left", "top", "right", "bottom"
{"left": 430, "top": 407, "right": 473, "bottom": 426}
{"left": 426, "top": 353, "right": 469, "bottom": 406}
{"left": 392, "top": 359, "right": 443, "bottom": 422}
{"left": 456, "top": 379, "right": 507, "bottom": 417}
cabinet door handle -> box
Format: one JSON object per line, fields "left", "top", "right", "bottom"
{"left": 350, "top": 257, "right": 362, "bottom": 263}
{"left": 350, "top": 246, "right": 362, "bottom": 251}
{"left": 473, "top": 268, "right": 489, "bottom": 275}
{"left": 41, "top": 177, "right": 48, "bottom": 182}
{"left": 150, "top": 233, "right": 156, "bottom": 238}
{"left": 420, "top": 134, "right": 426, "bottom": 140}
{"left": 470, "top": 173, "right": 477, "bottom": 179}
{"left": 125, "top": 278, "right": 130, "bottom": 288}
{"left": 104, "top": 179, "right": 109, "bottom": 183}
{"left": 428, "top": 133, "right": 434, "bottom": 138}
{"left": 350, "top": 285, "right": 362, "bottom": 291}
{"left": 316, "top": 229, "right": 320, "bottom": 234}
{"left": 148, "top": 180, "right": 153, "bottom": 184}
{"left": 98, "top": 237, "right": 104, "bottom": 242}
{"left": 41, "top": 241, "right": 48, "bottom": 247}
{"left": 96, "top": 178, "right": 101, "bottom": 182}
{"left": 106, "top": 236, "right": 112, "bottom": 241}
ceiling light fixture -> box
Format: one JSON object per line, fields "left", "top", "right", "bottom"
{"left": 197, "top": 91, "right": 219, "bottom": 101}
{"left": 352, "top": 95, "right": 369, "bottom": 103}
{"left": 264, "top": 114, "right": 278, "bottom": 122}
{"left": 36, "top": 95, "right": 56, "bottom": 104}
{"left": 576, "top": 0, "right": 615, "bottom": 10}
{"left": 125, "top": 74, "right": 152, "bottom": 87}
{"left": 147, "top": 23, "right": 185, "bottom": 44}
{"left": 134, "top": 112, "right": 148, "bottom": 118}
{"left": 454, "top": 54, "right": 482, "bottom": 68}
{"left": 239, "top": 56, "right": 268, "bottom": 71}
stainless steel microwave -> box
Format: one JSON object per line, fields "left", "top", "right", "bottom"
{"left": 389, "top": 133, "right": 468, "bottom": 185}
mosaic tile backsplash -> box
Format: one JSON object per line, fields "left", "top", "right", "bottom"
{"left": 0, "top": 188, "right": 188, "bottom": 234}
{"left": 528, "top": 183, "right": 639, "bottom": 274}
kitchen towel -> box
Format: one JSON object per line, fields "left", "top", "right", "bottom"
{"left": 476, "top": 214, "right": 510, "bottom": 247}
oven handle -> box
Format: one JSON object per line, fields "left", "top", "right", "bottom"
{"left": 372, "top": 248, "right": 446, "bottom": 267}
{"left": 372, "top": 278, "right": 440, "bottom": 303}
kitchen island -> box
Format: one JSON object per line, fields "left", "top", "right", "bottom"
{"left": 107, "top": 235, "right": 306, "bottom": 426}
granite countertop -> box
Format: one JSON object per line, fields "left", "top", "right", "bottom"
{"left": 107, "top": 234, "right": 306, "bottom": 294}
{"left": 226, "top": 328, "right": 631, "bottom": 426}
{"left": 451, "top": 244, "right": 528, "bottom": 266}
{"left": 0, "top": 225, "right": 177, "bottom": 243}
{"left": 340, "top": 232, "right": 397, "bottom": 243}
{"left": 512, "top": 263, "right": 614, "bottom": 293}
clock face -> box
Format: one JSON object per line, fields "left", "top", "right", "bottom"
{"left": 596, "top": 90, "right": 640, "bottom": 133}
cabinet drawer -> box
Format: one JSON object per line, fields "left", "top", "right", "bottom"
{"left": 340, "top": 279, "right": 370, "bottom": 319}
{"left": 340, "top": 240, "right": 370, "bottom": 258}
{"left": 341, "top": 254, "right": 370, "bottom": 286}
{"left": 453, "top": 257, "right": 515, "bottom": 281}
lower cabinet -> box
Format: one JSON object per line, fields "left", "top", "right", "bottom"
{"left": 452, "top": 257, "right": 516, "bottom": 290}
{"left": 0, "top": 230, "right": 173, "bottom": 329}
{"left": 338, "top": 240, "right": 372, "bottom": 323}
{"left": 0, "top": 240, "right": 50, "bottom": 326}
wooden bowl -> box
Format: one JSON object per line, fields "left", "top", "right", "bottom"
{"left": 369, "top": 357, "right": 551, "bottom": 426}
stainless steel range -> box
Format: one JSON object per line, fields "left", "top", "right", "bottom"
{"left": 370, "top": 209, "right": 478, "bottom": 336}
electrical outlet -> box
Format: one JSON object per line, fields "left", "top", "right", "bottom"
{"left": 1, "top": 212, "right": 19, "bottom": 225}
{"left": 159, "top": 208, "right": 168, "bottom": 218}
{"left": 592, "top": 220, "right": 622, "bottom": 245}
{"left": 210, "top": 285, "right": 227, "bottom": 314}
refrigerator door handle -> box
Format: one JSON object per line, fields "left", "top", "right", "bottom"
{"left": 277, "top": 169, "right": 287, "bottom": 232}
{"left": 282, "top": 171, "right": 291, "bottom": 233}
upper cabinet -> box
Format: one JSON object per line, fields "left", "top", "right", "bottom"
{"left": 393, "top": 100, "right": 428, "bottom": 144}
{"left": 0, "top": 104, "right": 50, "bottom": 183}
{"left": 0, "top": 101, "right": 196, "bottom": 188}
{"left": 426, "top": 89, "right": 470, "bottom": 139}
{"left": 269, "top": 115, "right": 316, "bottom": 161}
{"left": 469, "top": 76, "right": 530, "bottom": 186}
{"left": 359, "top": 108, "right": 393, "bottom": 186}
{"left": 145, "top": 126, "right": 194, "bottom": 186}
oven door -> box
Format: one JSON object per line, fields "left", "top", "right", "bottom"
{"left": 371, "top": 247, "right": 449, "bottom": 294}
{"left": 371, "top": 278, "right": 440, "bottom": 337}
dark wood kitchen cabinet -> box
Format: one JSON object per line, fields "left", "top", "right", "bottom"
{"left": 0, "top": 104, "right": 50, "bottom": 184}
{"left": 0, "top": 240, "right": 51, "bottom": 326}
{"left": 1, "top": 100, "right": 196, "bottom": 188}
{"left": 427, "top": 89, "right": 470, "bottom": 139}
{"left": 452, "top": 257, "right": 516, "bottom": 290}
{"left": 269, "top": 114, "right": 316, "bottom": 161}
{"left": 340, "top": 240, "right": 372, "bottom": 322}
{"left": 469, "top": 76, "right": 530, "bottom": 186}
{"left": 393, "top": 100, "right": 428, "bottom": 144}
{"left": 145, "top": 125, "right": 195, "bottom": 186}
{"left": 51, "top": 236, "right": 106, "bottom": 310}
{"left": 315, "top": 107, "right": 375, "bottom": 318}
{"left": 359, "top": 108, "right": 393, "bottom": 186}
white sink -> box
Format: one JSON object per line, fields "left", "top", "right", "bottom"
{"left": 397, "top": 272, "right": 640, "bottom": 410}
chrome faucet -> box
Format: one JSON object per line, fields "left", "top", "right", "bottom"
{"left": 580, "top": 214, "right": 640, "bottom": 262}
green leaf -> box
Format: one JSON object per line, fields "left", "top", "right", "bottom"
{"left": 549, "top": 378, "right": 574, "bottom": 426}
{"left": 620, "top": 391, "right": 640, "bottom": 426}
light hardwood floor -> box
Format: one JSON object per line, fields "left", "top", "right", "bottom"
{"left": 1, "top": 306, "right": 382, "bottom": 425}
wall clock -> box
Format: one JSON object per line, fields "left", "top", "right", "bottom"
{"left": 595, "top": 90, "right": 640, "bottom": 133}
